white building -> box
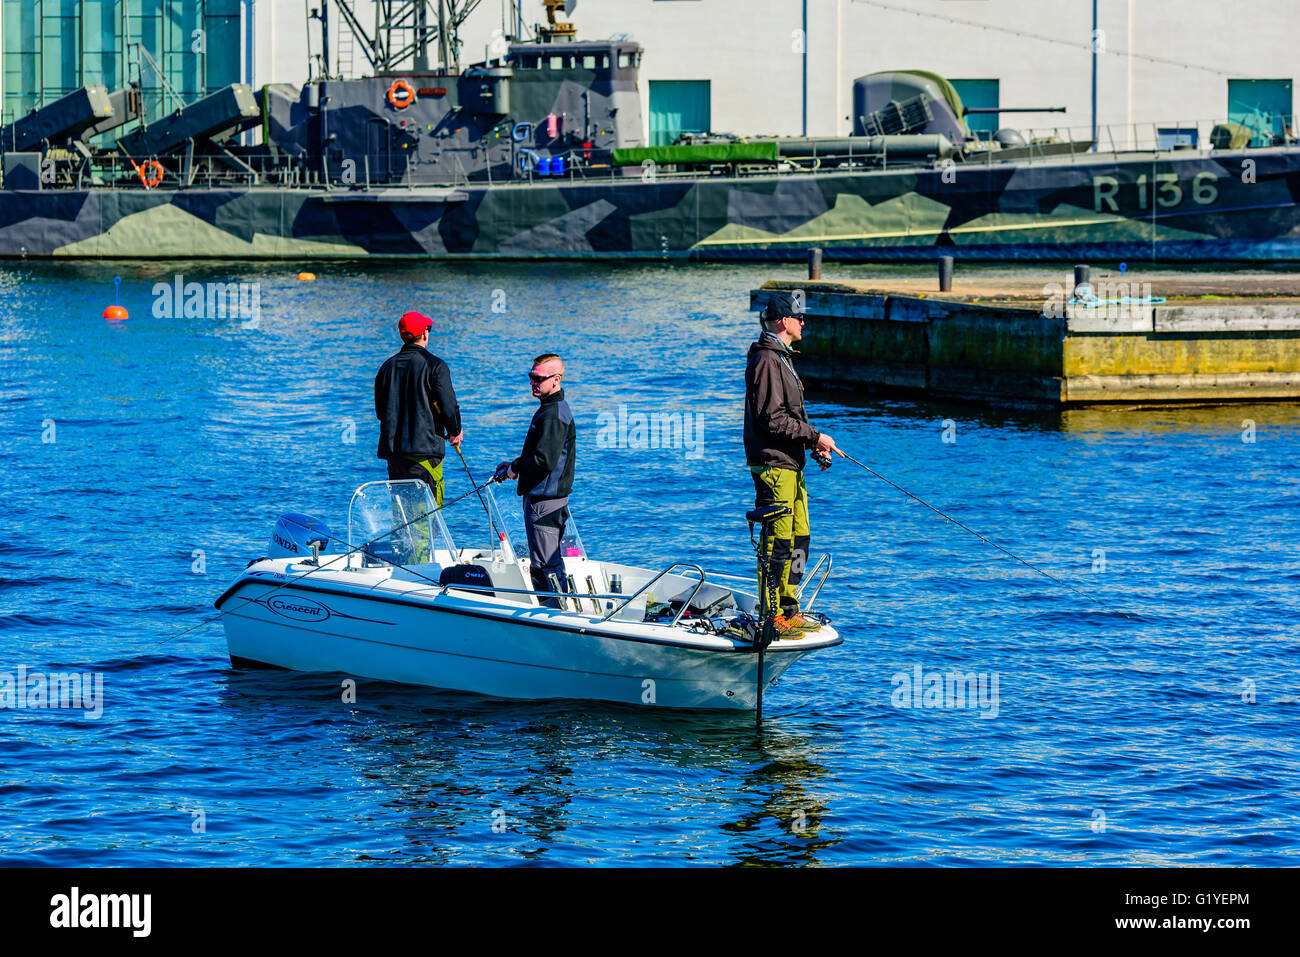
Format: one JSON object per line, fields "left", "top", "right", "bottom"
{"left": 6, "top": 2, "right": 1294, "bottom": 150}
{"left": 258, "top": 0, "right": 1297, "bottom": 148}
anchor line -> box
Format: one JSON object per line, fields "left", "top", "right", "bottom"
{"left": 839, "top": 451, "right": 1142, "bottom": 621}
{"left": 159, "top": 477, "right": 500, "bottom": 646}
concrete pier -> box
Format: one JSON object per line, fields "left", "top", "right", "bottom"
{"left": 750, "top": 271, "right": 1300, "bottom": 407}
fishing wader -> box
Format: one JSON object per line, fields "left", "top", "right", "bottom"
{"left": 387, "top": 455, "right": 445, "bottom": 507}
{"left": 384, "top": 457, "right": 443, "bottom": 564}
{"left": 749, "top": 465, "right": 810, "bottom": 618}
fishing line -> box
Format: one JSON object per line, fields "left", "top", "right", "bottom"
{"left": 159, "top": 477, "right": 499, "bottom": 646}
{"left": 454, "top": 444, "right": 504, "bottom": 546}
{"left": 839, "top": 450, "right": 1142, "bottom": 620}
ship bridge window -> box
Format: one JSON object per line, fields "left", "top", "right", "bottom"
{"left": 580, "top": 54, "right": 608, "bottom": 70}
{"left": 548, "top": 55, "right": 570, "bottom": 70}
{"left": 617, "top": 51, "right": 642, "bottom": 70}
{"left": 516, "top": 54, "right": 539, "bottom": 69}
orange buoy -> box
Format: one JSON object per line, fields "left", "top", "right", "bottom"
{"left": 297, "top": 272, "right": 316, "bottom": 281}
{"left": 103, "top": 305, "right": 128, "bottom": 320}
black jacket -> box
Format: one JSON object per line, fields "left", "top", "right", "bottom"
{"left": 512, "top": 390, "right": 576, "bottom": 498}
{"left": 743, "top": 335, "right": 820, "bottom": 470}
{"left": 374, "top": 345, "right": 462, "bottom": 461}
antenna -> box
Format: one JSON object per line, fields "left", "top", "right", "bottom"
{"left": 330, "top": 0, "right": 486, "bottom": 74}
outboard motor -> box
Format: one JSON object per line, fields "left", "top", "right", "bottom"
{"left": 268, "top": 513, "right": 332, "bottom": 557}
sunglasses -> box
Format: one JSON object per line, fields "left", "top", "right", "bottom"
{"left": 528, "top": 372, "right": 561, "bottom": 384}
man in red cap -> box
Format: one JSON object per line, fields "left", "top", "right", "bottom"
{"left": 373, "top": 311, "right": 464, "bottom": 506}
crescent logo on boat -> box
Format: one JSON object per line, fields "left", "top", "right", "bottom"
{"left": 267, "top": 596, "right": 331, "bottom": 622}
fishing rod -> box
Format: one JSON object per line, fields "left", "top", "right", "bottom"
{"left": 454, "top": 444, "right": 504, "bottom": 548}
{"left": 837, "top": 450, "right": 1141, "bottom": 621}
{"left": 159, "top": 476, "right": 500, "bottom": 646}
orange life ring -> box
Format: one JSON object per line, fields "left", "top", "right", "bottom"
{"left": 138, "top": 160, "right": 164, "bottom": 189}
{"left": 387, "top": 80, "right": 417, "bottom": 110}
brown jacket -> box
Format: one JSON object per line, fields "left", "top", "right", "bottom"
{"left": 743, "top": 334, "right": 820, "bottom": 470}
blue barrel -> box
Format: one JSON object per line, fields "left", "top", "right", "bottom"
{"left": 538, "top": 157, "right": 552, "bottom": 175}
{"left": 552, "top": 156, "right": 566, "bottom": 175}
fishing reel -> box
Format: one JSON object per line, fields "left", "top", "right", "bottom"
{"left": 811, "top": 449, "right": 832, "bottom": 471}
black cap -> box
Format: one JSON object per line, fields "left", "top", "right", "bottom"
{"left": 761, "top": 291, "right": 802, "bottom": 323}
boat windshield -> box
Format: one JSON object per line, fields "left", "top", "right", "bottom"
{"left": 482, "top": 484, "right": 586, "bottom": 562}
{"left": 348, "top": 480, "right": 457, "bottom": 566}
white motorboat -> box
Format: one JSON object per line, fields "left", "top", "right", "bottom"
{"left": 214, "top": 480, "right": 840, "bottom": 711}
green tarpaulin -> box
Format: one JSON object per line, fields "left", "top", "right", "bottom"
{"left": 611, "top": 142, "right": 780, "bottom": 166}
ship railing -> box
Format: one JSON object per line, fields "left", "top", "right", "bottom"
{"left": 967, "top": 113, "right": 1300, "bottom": 161}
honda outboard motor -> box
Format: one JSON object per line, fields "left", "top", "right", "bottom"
{"left": 268, "top": 513, "right": 332, "bottom": 557}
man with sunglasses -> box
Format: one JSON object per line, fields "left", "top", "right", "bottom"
{"left": 495, "top": 354, "right": 576, "bottom": 608}
{"left": 374, "top": 310, "right": 464, "bottom": 507}
{"left": 744, "top": 291, "right": 843, "bottom": 637}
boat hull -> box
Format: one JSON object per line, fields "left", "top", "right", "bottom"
{"left": 217, "top": 578, "right": 832, "bottom": 711}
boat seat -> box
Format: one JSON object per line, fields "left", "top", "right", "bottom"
{"left": 746, "top": 504, "right": 792, "bottom": 526}
{"left": 438, "top": 563, "right": 495, "bottom": 597}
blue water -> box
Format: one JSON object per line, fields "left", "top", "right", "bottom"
{"left": 1, "top": 260, "right": 1297, "bottom": 866}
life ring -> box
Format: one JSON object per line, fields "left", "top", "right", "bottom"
{"left": 138, "top": 159, "right": 164, "bottom": 189}
{"left": 387, "top": 80, "right": 417, "bottom": 110}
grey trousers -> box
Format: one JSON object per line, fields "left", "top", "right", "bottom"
{"left": 523, "top": 495, "right": 570, "bottom": 607}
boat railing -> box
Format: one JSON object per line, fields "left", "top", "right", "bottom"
{"left": 433, "top": 553, "right": 831, "bottom": 620}
{"left": 436, "top": 579, "right": 622, "bottom": 611}
{"left": 797, "top": 554, "right": 833, "bottom": 611}
{"left": 436, "top": 559, "right": 707, "bottom": 624}
{"left": 678, "top": 550, "right": 833, "bottom": 606}
{"left": 597, "top": 562, "right": 707, "bottom": 628}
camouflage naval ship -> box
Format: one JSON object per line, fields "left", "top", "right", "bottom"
{"left": 1, "top": 1, "right": 1298, "bottom": 262}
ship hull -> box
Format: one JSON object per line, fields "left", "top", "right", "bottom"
{"left": 3, "top": 148, "right": 1298, "bottom": 261}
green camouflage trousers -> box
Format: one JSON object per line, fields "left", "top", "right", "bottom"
{"left": 750, "top": 465, "right": 811, "bottom": 618}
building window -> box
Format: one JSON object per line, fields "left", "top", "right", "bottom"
{"left": 950, "top": 79, "right": 1000, "bottom": 136}
{"left": 649, "top": 79, "right": 710, "bottom": 146}
{"left": 1227, "top": 78, "right": 1294, "bottom": 146}
{"left": 2, "top": 0, "right": 244, "bottom": 127}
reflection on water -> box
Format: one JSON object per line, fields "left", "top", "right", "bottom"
{"left": 218, "top": 669, "right": 838, "bottom": 866}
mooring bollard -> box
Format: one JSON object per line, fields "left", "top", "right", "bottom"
{"left": 938, "top": 255, "right": 954, "bottom": 292}
{"left": 808, "top": 247, "right": 823, "bottom": 280}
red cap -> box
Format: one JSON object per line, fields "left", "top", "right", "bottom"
{"left": 398, "top": 310, "right": 433, "bottom": 339}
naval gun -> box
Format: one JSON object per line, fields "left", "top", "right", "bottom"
{"left": 853, "top": 70, "right": 1085, "bottom": 156}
